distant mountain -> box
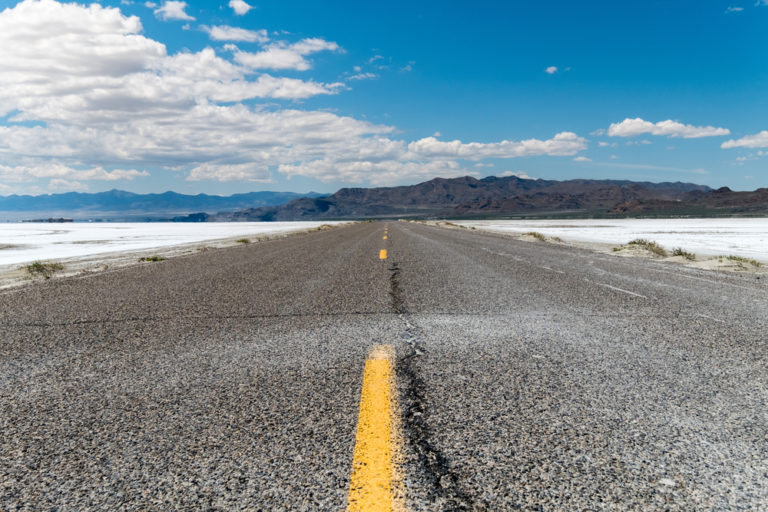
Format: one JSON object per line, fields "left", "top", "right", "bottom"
{"left": 188, "top": 175, "right": 725, "bottom": 221}
{"left": 611, "top": 186, "right": 768, "bottom": 215}
{"left": 0, "top": 189, "right": 324, "bottom": 221}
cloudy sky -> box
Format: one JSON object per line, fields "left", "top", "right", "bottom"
{"left": 0, "top": 0, "right": 766, "bottom": 196}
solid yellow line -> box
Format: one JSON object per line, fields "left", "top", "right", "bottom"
{"left": 347, "top": 345, "right": 403, "bottom": 512}
{"left": 379, "top": 249, "right": 387, "bottom": 259}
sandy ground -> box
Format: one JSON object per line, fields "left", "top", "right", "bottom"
{"left": 426, "top": 220, "right": 768, "bottom": 276}
{"left": 0, "top": 223, "right": 347, "bottom": 290}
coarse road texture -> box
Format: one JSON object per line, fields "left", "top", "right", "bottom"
{"left": 1, "top": 221, "right": 767, "bottom": 511}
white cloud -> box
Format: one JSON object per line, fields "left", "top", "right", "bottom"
{"left": 501, "top": 170, "right": 532, "bottom": 179}
{"left": 0, "top": 163, "right": 148, "bottom": 183}
{"left": 279, "top": 158, "right": 467, "bottom": 185}
{"left": 545, "top": 66, "right": 558, "bottom": 74}
{"left": 0, "top": 0, "right": 596, "bottom": 190}
{"left": 188, "top": 163, "right": 270, "bottom": 182}
{"left": 0, "top": 2, "right": 342, "bottom": 124}
{"left": 721, "top": 130, "right": 768, "bottom": 148}
{"left": 725, "top": 6, "right": 744, "bottom": 12}
{"left": 49, "top": 179, "right": 88, "bottom": 191}
{"left": 347, "top": 72, "right": 377, "bottom": 81}
{"left": 204, "top": 25, "right": 268, "bottom": 43}
{"left": 573, "top": 156, "right": 592, "bottom": 162}
{"left": 229, "top": 0, "right": 252, "bottom": 15}
{"left": 407, "top": 132, "right": 588, "bottom": 160}
{"left": 154, "top": 1, "right": 194, "bottom": 21}
{"left": 608, "top": 118, "right": 730, "bottom": 138}
{"left": 234, "top": 38, "right": 340, "bottom": 71}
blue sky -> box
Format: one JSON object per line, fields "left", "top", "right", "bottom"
{"left": 0, "top": 0, "right": 766, "bottom": 196}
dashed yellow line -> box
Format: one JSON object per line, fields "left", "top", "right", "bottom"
{"left": 383, "top": 235, "right": 388, "bottom": 240}
{"left": 379, "top": 249, "right": 387, "bottom": 260}
{"left": 347, "top": 345, "right": 404, "bottom": 512}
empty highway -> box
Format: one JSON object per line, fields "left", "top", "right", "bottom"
{"left": 1, "top": 221, "right": 767, "bottom": 510}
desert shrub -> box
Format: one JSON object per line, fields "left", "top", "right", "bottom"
{"left": 628, "top": 238, "right": 667, "bottom": 256}
{"left": 522, "top": 231, "right": 547, "bottom": 241}
{"left": 672, "top": 248, "right": 696, "bottom": 260}
{"left": 139, "top": 256, "right": 165, "bottom": 262}
{"left": 727, "top": 255, "right": 761, "bottom": 267}
{"left": 24, "top": 261, "right": 64, "bottom": 279}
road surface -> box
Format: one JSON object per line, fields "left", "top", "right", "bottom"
{"left": 1, "top": 221, "right": 767, "bottom": 510}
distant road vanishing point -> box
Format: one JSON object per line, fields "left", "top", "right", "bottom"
{"left": 1, "top": 221, "right": 766, "bottom": 510}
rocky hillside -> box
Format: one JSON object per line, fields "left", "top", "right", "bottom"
{"left": 187, "top": 175, "right": 718, "bottom": 221}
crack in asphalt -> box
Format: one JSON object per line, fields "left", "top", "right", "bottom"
{"left": 389, "top": 260, "right": 482, "bottom": 511}
{"left": 0, "top": 311, "right": 391, "bottom": 328}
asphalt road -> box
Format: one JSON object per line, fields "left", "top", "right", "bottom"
{"left": 1, "top": 221, "right": 767, "bottom": 510}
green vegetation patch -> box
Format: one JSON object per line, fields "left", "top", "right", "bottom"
{"left": 139, "top": 256, "right": 166, "bottom": 262}
{"left": 24, "top": 261, "right": 64, "bottom": 279}
{"left": 236, "top": 238, "right": 250, "bottom": 244}
{"left": 627, "top": 238, "right": 668, "bottom": 256}
{"left": 522, "top": 231, "right": 547, "bottom": 241}
{"left": 726, "top": 255, "right": 761, "bottom": 268}
{"left": 672, "top": 247, "right": 696, "bottom": 260}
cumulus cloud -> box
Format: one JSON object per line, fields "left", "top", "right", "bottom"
{"left": 0, "top": 2, "right": 343, "bottom": 124}
{"left": 204, "top": 25, "right": 268, "bottom": 42}
{"left": 229, "top": 0, "right": 252, "bottom": 15}
{"left": 279, "top": 158, "right": 466, "bottom": 185}
{"left": 154, "top": 0, "right": 194, "bottom": 21}
{"left": 0, "top": 163, "right": 148, "bottom": 182}
{"left": 721, "top": 130, "right": 768, "bottom": 148}
{"left": 501, "top": 170, "right": 532, "bottom": 179}
{"left": 407, "top": 132, "right": 588, "bottom": 160}
{"left": 0, "top": 0, "right": 594, "bottom": 191}
{"left": 608, "top": 118, "right": 730, "bottom": 138}
{"left": 49, "top": 179, "right": 88, "bottom": 191}
{"left": 234, "top": 38, "right": 340, "bottom": 71}
{"left": 347, "top": 72, "right": 377, "bottom": 81}
{"left": 545, "top": 66, "right": 558, "bottom": 74}
{"left": 188, "top": 163, "right": 271, "bottom": 182}
{"left": 573, "top": 156, "right": 592, "bottom": 162}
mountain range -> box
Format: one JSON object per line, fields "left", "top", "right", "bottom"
{"left": 181, "top": 175, "right": 767, "bottom": 221}
{"left": 3, "top": 176, "right": 766, "bottom": 222}
{"left": 0, "top": 189, "right": 322, "bottom": 221}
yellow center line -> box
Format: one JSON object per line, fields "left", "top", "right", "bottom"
{"left": 347, "top": 345, "right": 404, "bottom": 512}
{"left": 383, "top": 235, "right": 388, "bottom": 240}
{"left": 379, "top": 249, "right": 387, "bottom": 259}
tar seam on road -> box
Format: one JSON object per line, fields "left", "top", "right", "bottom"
{"left": 388, "top": 257, "right": 481, "bottom": 511}
{"left": 347, "top": 344, "right": 405, "bottom": 512}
